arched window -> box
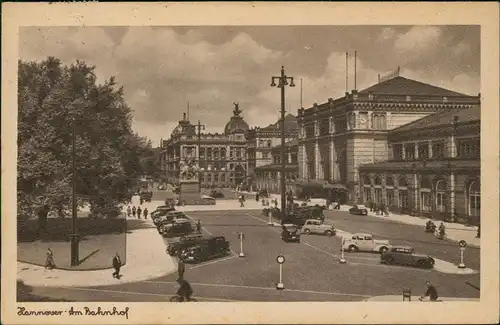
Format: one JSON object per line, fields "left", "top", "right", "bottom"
{"left": 397, "top": 176, "right": 408, "bottom": 209}
{"left": 221, "top": 148, "right": 226, "bottom": 159}
{"left": 386, "top": 176, "right": 395, "bottom": 206}
{"left": 469, "top": 181, "right": 480, "bottom": 217}
{"left": 213, "top": 148, "right": 219, "bottom": 160}
{"left": 420, "top": 178, "right": 432, "bottom": 212}
{"left": 435, "top": 180, "right": 447, "bottom": 212}
{"left": 363, "top": 175, "right": 371, "bottom": 186}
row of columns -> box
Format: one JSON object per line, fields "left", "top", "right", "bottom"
{"left": 300, "top": 140, "right": 341, "bottom": 182}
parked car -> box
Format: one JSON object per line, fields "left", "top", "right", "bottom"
{"left": 380, "top": 246, "right": 435, "bottom": 269}
{"left": 166, "top": 234, "right": 205, "bottom": 256}
{"left": 179, "top": 236, "right": 231, "bottom": 263}
{"left": 342, "top": 233, "right": 390, "bottom": 253}
{"left": 140, "top": 191, "right": 153, "bottom": 202}
{"left": 349, "top": 204, "right": 368, "bottom": 216}
{"left": 155, "top": 211, "right": 189, "bottom": 228}
{"left": 281, "top": 223, "right": 301, "bottom": 243}
{"left": 209, "top": 189, "right": 224, "bottom": 198}
{"left": 151, "top": 207, "right": 177, "bottom": 224}
{"left": 160, "top": 219, "right": 194, "bottom": 237}
{"left": 301, "top": 219, "right": 336, "bottom": 236}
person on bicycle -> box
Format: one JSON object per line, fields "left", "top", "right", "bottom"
{"left": 176, "top": 277, "right": 193, "bottom": 302}
{"left": 420, "top": 281, "right": 439, "bottom": 301}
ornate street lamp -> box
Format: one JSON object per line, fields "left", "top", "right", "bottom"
{"left": 270, "top": 66, "right": 295, "bottom": 220}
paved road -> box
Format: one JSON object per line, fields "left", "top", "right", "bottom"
{"left": 324, "top": 210, "right": 480, "bottom": 271}
{"left": 27, "top": 209, "right": 480, "bottom": 302}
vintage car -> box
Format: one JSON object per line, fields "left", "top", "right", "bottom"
{"left": 155, "top": 211, "right": 189, "bottom": 228}
{"left": 301, "top": 219, "right": 336, "bottom": 236}
{"left": 342, "top": 233, "right": 390, "bottom": 253}
{"left": 380, "top": 246, "right": 435, "bottom": 269}
{"left": 140, "top": 191, "right": 153, "bottom": 202}
{"left": 166, "top": 234, "right": 205, "bottom": 256}
{"left": 151, "top": 205, "right": 176, "bottom": 220}
{"left": 160, "top": 219, "right": 194, "bottom": 237}
{"left": 281, "top": 223, "right": 301, "bottom": 243}
{"left": 179, "top": 236, "right": 231, "bottom": 263}
{"left": 349, "top": 204, "right": 369, "bottom": 216}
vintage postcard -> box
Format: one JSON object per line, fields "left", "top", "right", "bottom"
{"left": 2, "top": 2, "right": 499, "bottom": 324}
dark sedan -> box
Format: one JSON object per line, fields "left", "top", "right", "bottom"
{"left": 380, "top": 246, "right": 435, "bottom": 269}
{"left": 349, "top": 204, "right": 368, "bottom": 216}
{"left": 281, "top": 224, "right": 301, "bottom": 243}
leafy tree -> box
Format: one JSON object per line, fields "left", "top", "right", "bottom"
{"left": 18, "top": 57, "right": 153, "bottom": 227}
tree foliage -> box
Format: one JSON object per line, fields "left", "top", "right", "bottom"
{"left": 18, "top": 57, "right": 155, "bottom": 219}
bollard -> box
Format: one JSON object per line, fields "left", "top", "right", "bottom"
{"left": 339, "top": 237, "right": 347, "bottom": 264}
{"left": 458, "top": 240, "right": 467, "bottom": 269}
{"left": 238, "top": 232, "right": 245, "bottom": 257}
{"left": 402, "top": 289, "right": 411, "bottom": 301}
{"left": 276, "top": 255, "right": 285, "bottom": 290}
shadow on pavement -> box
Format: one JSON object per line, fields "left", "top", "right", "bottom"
{"left": 17, "top": 280, "right": 73, "bottom": 302}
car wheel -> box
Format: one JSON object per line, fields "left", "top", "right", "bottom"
{"left": 348, "top": 245, "right": 358, "bottom": 252}
{"left": 304, "top": 229, "right": 311, "bottom": 235}
{"left": 385, "top": 256, "right": 394, "bottom": 264}
{"left": 324, "top": 230, "right": 333, "bottom": 236}
{"left": 379, "top": 246, "right": 389, "bottom": 254}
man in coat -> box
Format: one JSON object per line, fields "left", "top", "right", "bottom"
{"left": 112, "top": 253, "right": 122, "bottom": 279}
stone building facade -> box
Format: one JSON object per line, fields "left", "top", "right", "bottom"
{"left": 246, "top": 114, "right": 298, "bottom": 190}
{"left": 254, "top": 139, "right": 299, "bottom": 193}
{"left": 297, "top": 75, "right": 480, "bottom": 204}
{"left": 160, "top": 104, "right": 249, "bottom": 188}
{"left": 358, "top": 105, "right": 480, "bottom": 225}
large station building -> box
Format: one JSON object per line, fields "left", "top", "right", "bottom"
{"left": 160, "top": 105, "right": 250, "bottom": 188}
{"left": 296, "top": 73, "right": 480, "bottom": 213}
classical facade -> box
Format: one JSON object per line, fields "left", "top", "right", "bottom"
{"left": 358, "top": 105, "right": 480, "bottom": 225}
{"left": 246, "top": 114, "right": 298, "bottom": 190}
{"left": 297, "top": 75, "right": 480, "bottom": 204}
{"left": 254, "top": 139, "right": 299, "bottom": 193}
{"left": 160, "top": 104, "right": 249, "bottom": 188}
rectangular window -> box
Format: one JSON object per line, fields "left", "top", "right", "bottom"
{"left": 319, "top": 119, "right": 330, "bottom": 136}
{"left": 432, "top": 141, "right": 445, "bottom": 159}
{"left": 374, "top": 188, "right": 382, "bottom": 203}
{"left": 291, "top": 154, "right": 298, "bottom": 164}
{"left": 398, "top": 190, "right": 408, "bottom": 208}
{"left": 436, "top": 192, "right": 446, "bottom": 212}
{"left": 470, "top": 193, "right": 480, "bottom": 217}
{"left": 387, "top": 190, "right": 395, "bottom": 206}
{"left": 214, "top": 174, "right": 218, "bottom": 182}
{"left": 393, "top": 144, "right": 403, "bottom": 160}
{"left": 363, "top": 187, "right": 372, "bottom": 204}
{"left": 420, "top": 192, "right": 431, "bottom": 211}
{"left": 305, "top": 125, "right": 315, "bottom": 138}
{"left": 207, "top": 174, "right": 212, "bottom": 183}
{"left": 417, "top": 142, "right": 429, "bottom": 159}
{"left": 458, "top": 138, "right": 480, "bottom": 158}
{"left": 372, "top": 114, "right": 387, "bottom": 130}
{"left": 404, "top": 143, "right": 415, "bottom": 160}
{"left": 221, "top": 173, "right": 225, "bottom": 182}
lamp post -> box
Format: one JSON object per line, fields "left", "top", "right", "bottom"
{"left": 270, "top": 66, "right": 295, "bottom": 220}
{"left": 195, "top": 120, "right": 206, "bottom": 188}
{"left": 69, "top": 118, "right": 80, "bottom": 266}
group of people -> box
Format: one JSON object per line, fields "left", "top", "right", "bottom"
{"left": 126, "top": 205, "right": 149, "bottom": 219}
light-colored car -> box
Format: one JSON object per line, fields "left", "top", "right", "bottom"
{"left": 342, "top": 233, "right": 390, "bottom": 253}
{"left": 301, "top": 219, "right": 336, "bottom": 236}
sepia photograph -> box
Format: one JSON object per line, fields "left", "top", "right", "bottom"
{"left": 2, "top": 2, "right": 499, "bottom": 324}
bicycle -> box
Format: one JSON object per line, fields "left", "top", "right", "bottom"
{"left": 169, "top": 295, "right": 197, "bottom": 302}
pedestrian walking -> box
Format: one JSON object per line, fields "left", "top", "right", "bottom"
{"left": 143, "top": 208, "right": 148, "bottom": 219}
{"left": 44, "top": 248, "right": 56, "bottom": 270}
{"left": 256, "top": 192, "right": 260, "bottom": 202}
{"left": 136, "top": 207, "right": 142, "bottom": 219}
{"left": 132, "top": 206, "right": 137, "bottom": 218}
{"left": 196, "top": 219, "right": 202, "bottom": 234}
{"left": 126, "top": 206, "right": 132, "bottom": 218}
{"left": 177, "top": 254, "right": 185, "bottom": 279}
{"left": 112, "top": 253, "right": 122, "bottom": 279}
{"left": 140, "top": 197, "right": 144, "bottom": 205}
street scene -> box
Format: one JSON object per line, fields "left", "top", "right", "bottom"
{"left": 16, "top": 25, "right": 481, "bottom": 303}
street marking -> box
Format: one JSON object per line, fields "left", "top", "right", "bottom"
{"left": 145, "top": 281, "right": 373, "bottom": 298}
{"left": 183, "top": 212, "right": 238, "bottom": 256}
{"left": 188, "top": 255, "right": 238, "bottom": 270}
{"left": 58, "top": 286, "right": 240, "bottom": 301}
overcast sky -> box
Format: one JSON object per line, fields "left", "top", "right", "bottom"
{"left": 20, "top": 25, "right": 480, "bottom": 145}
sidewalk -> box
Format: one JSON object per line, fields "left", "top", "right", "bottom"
{"left": 365, "top": 295, "right": 479, "bottom": 302}
{"left": 17, "top": 217, "right": 176, "bottom": 287}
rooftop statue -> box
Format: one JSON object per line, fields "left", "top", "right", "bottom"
{"left": 233, "top": 102, "right": 242, "bottom": 116}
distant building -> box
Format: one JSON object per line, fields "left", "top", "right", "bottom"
{"left": 359, "top": 105, "right": 480, "bottom": 225}
{"left": 297, "top": 74, "right": 480, "bottom": 204}
{"left": 246, "top": 114, "right": 298, "bottom": 190}
{"left": 254, "top": 139, "right": 299, "bottom": 193}
{"left": 159, "top": 104, "right": 249, "bottom": 188}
